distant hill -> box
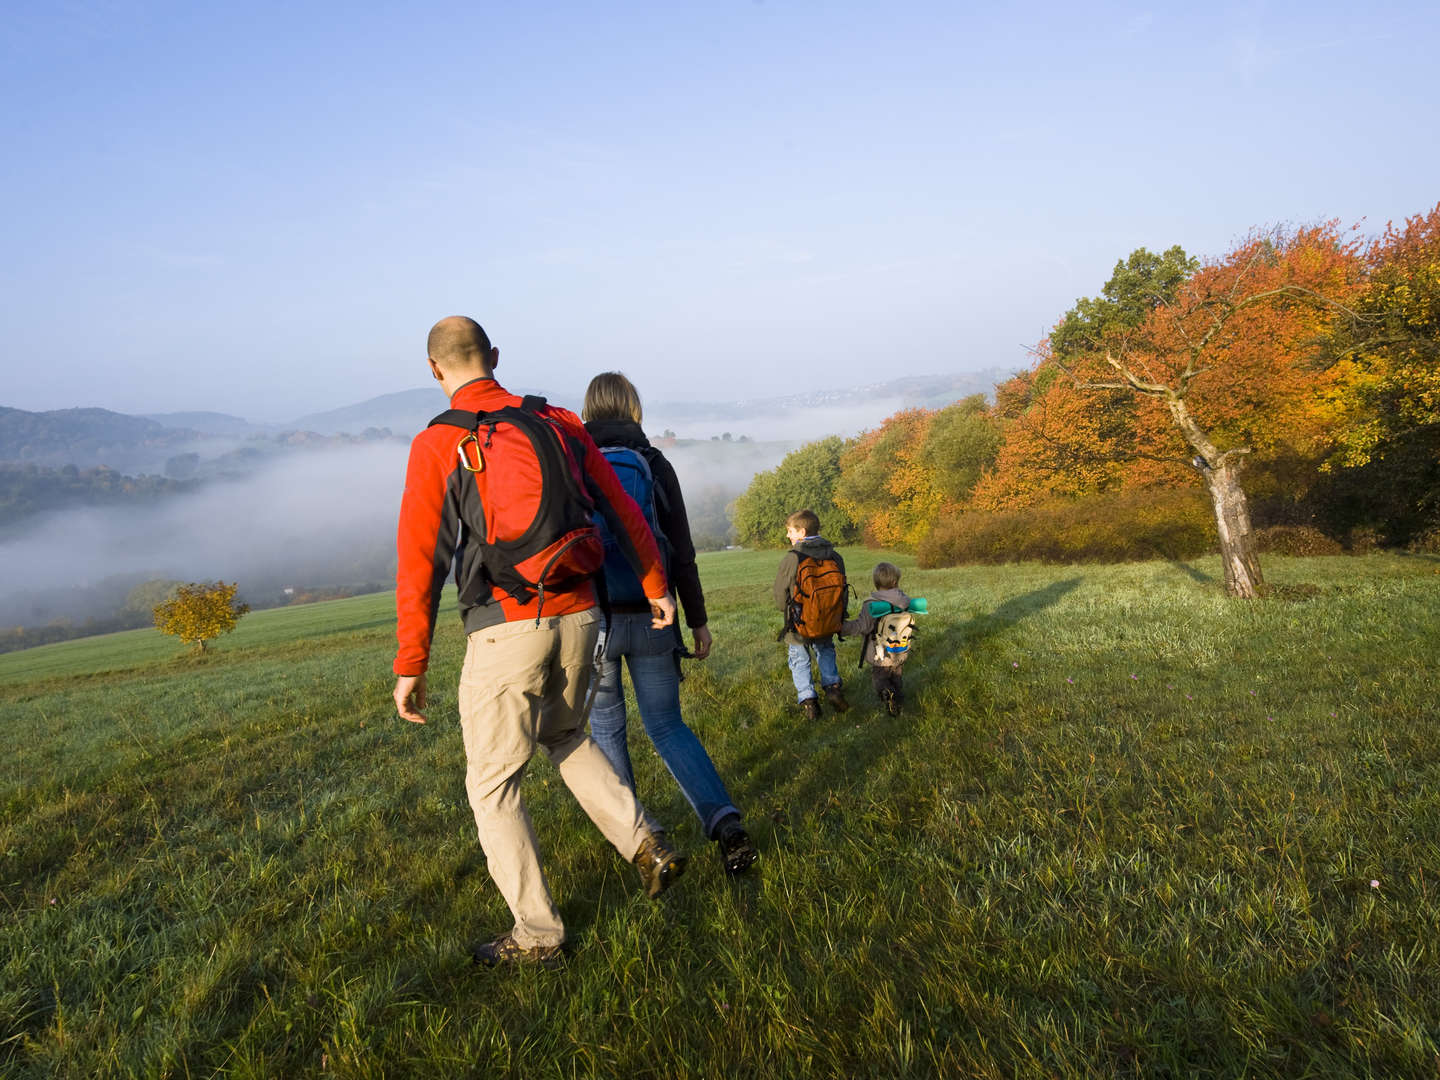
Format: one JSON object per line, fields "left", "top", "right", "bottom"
{"left": 286, "top": 384, "right": 560, "bottom": 436}
{"left": 0, "top": 406, "right": 201, "bottom": 468}
{"left": 142, "top": 411, "right": 270, "bottom": 436}
{"left": 0, "top": 369, "right": 1012, "bottom": 466}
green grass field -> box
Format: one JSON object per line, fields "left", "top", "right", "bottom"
{"left": 3, "top": 549, "right": 1439, "bottom": 1078}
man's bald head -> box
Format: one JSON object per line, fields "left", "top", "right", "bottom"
{"left": 426, "top": 316, "right": 496, "bottom": 376}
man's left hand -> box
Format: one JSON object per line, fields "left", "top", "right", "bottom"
{"left": 394, "top": 673, "right": 428, "bottom": 723}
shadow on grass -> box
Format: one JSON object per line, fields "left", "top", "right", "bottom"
{"left": 1395, "top": 549, "right": 1440, "bottom": 564}
{"left": 929, "top": 576, "right": 1084, "bottom": 658}
{"left": 387, "top": 579, "right": 1089, "bottom": 977}
{"left": 1166, "top": 559, "right": 1215, "bottom": 584}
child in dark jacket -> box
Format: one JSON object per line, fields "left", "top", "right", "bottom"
{"left": 842, "top": 562, "right": 920, "bottom": 716}
{"left": 773, "top": 509, "right": 848, "bottom": 720}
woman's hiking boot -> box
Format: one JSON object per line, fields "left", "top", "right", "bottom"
{"left": 824, "top": 684, "right": 849, "bottom": 713}
{"left": 471, "top": 933, "right": 566, "bottom": 970}
{"left": 800, "top": 696, "right": 822, "bottom": 721}
{"left": 714, "top": 815, "right": 758, "bottom": 876}
{"left": 633, "top": 833, "right": 687, "bottom": 898}
{"left": 880, "top": 687, "right": 903, "bottom": 717}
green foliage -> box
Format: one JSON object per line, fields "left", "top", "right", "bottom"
{"left": 918, "top": 487, "right": 1215, "bottom": 567}
{"left": 917, "top": 395, "right": 1001, "bottom": 502}
{"left": 1049, "top": 244, "right": 1199, "bottom": 359}
{"left": 3, "top": 553, "right": 1440, "bottom": 1076}
{"left": 0, "top": 463, "right": 193, "bottom": 530}
{"left": 152, "top": 581, "right": 250, "bottom": 652}
{"left": 123, "top": 579, "right": 182, "bottom": 616}
{"left": 731, "top": 435, "right": 857, "bottom": 547}
{"left": 832, "top": 416, "right": 924, "bottom": 539}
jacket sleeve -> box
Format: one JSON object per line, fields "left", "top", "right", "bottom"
{"left": 393, "top": 433, "right": 461, "bottom": 676}
{"left": 647, "top": 449, "right": 707, "bottom": 628}
{"left": 559, "top": 410, "right": 669, "bottom": 600}
{"left": 773, "top": 551, "right": 799, "bottom": 612}
{"left": 842, "top": 602, "right": 874, "bottom": 638}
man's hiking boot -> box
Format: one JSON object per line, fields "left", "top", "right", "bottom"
{"left": 800, "top": 696, "right": 822, "bottom": 721}
{"left": 633, "top": 833, "right": 687, "bottom": 898}
{"left": 883, "top": 689, "right": 903, "bottom": 717}
{"left": 471, "top": 933, "right": 566, "bottom": 970}
{"left": 714, "top": 815, "right": 758, "bottom": 876}
{"left": 824, "top": 684, "right": 849, "bottom": 713}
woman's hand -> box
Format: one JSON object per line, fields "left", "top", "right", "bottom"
{"left": 692, "top": 624, "right": 713, "bottom": 660}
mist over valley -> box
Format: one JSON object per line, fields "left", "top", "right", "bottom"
{"left": 0, "top": 370, "right": 1005, "bottom": 645}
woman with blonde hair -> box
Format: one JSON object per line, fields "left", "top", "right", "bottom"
{"left": 582, "top": 372, "right": 757, "bottom": 875}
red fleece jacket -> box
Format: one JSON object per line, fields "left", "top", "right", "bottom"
{"left": 393, "top": 377, "right": 668, "bottom": 676}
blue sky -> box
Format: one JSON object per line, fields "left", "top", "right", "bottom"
{"left": 2, "top": 1, "right": 1437, "bottom": 422}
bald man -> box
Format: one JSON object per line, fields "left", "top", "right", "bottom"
{"left": 393, "top": 316, "right": 686, "bottom": 967}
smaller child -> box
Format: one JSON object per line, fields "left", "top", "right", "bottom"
{"left": 843, "top": 562, "right": 924, "bottom": 716}
{"left": 773, "top": 509, "right": 849, "bottom": 721}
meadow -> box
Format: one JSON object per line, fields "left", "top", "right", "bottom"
{"left": 2, "top": 549, "right": 1438, "bottom": 1078}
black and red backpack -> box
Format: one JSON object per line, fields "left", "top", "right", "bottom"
{"left": 429, "top": 397, "right": 604, "bottom": 617}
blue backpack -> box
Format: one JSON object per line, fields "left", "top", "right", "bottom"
{"left": 594, "top": 446, "right": 670, "bottom": 606}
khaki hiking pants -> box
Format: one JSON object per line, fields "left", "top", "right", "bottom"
{"left": 457, "top": 608, "right": 650, "bottom": 949}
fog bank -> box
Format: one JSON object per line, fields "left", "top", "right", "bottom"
{"left": 0, "top": 442, "right": 409, "bottom": 623}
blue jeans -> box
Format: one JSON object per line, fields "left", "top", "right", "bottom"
{"left": 590, "top": 613, "right": 740, "bottom": 839}
{"left": 787, "top": 639, "right": 840, "bottom": 702}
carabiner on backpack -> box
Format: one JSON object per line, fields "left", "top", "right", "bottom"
{"left": 457, "top": 433, "right": 485, "bottom": 473}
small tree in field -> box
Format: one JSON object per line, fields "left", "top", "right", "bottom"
{"left": 153, "top": 581, "right": 250, "bottom": 652}
{"left": 1042, "top": 229, "right": 1363, "bottom": 597}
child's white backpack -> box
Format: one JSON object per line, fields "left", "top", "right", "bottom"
{"left": 868, "top": 607, "right": 916, "bottom": 669}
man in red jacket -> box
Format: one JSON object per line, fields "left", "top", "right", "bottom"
{"left": 392, "top": 316, "right": 686, "bottom": 968}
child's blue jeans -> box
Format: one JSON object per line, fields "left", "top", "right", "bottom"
{"left": 787, "top": 639, "right": 840, "bottom": 702}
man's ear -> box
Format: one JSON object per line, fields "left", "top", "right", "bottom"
{"left": 427, "top": 356, "right": 444, "bottom": 382}
{"left": 489, "top": 346, "right": 500, "bottom": 373}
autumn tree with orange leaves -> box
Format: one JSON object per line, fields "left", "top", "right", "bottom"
{"left": 834, "top": 396, "right": 1000, "bottom": 549}
{"left": 984, "top": 226, "right": 1364, "bottom": 596}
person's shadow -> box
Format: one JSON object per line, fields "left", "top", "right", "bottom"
{"left": 408, "top": 576, "right": 1092, "bottom": 987}
{"left": 924, "top": 576, "right": 1084, "bottom": 658}
{"left": 700, "top": 576, "right": 1088, "bottom": 878}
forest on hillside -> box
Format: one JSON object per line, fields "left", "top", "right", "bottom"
{"left": 734, "top": 205, "right": 1440, "bottom": 590}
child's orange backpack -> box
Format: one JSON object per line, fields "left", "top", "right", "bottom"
{"left": 787, "top": 552, "right": 849, "bottom": 639}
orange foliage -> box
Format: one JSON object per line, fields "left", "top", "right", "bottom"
{"left": 975, "top": 225, "right": 1367, "bottom": 509}
{"left": 834, "top": 408, "right": 947, "bottom": 548}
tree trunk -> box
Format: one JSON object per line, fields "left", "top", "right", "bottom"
{"left": 1165, "top": 396, "right": 1265, "bottom": 598}
{"left": 1204, "top": 461, "right": 1264, "bottom": 598}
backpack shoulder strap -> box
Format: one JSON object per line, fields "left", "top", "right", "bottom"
{"left": 638, "top": 446, "right": 673, "bottom": 515}
{"left": 602, "top": 444, "right": 654, "bottom": 479}
{"left": 428, "top": 409, "right": 481, "bottom": 429}
{"left": 519, "top": 395, "right": 548, "bottom": 413}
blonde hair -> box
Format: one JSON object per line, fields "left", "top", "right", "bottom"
{"left": 873, "top": 562, "right": 901, "bottom": 589}
{"left": 582, "top": 372, "right": 643, "bottom": 424}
